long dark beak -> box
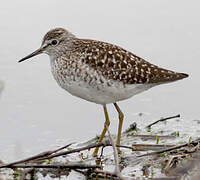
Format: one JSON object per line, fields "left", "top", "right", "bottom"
{"left": 18, "top": 45, "right": 46, "bottom": 63}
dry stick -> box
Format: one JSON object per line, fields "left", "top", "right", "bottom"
{"left": 132, "top": 143, "right": 175, "bottom": 151}
{"left": 36, "top": 141, "right": 133, "bottom": 161}
{"left": 0, "top": 143, "right": 73, "bottom": 168}
{"left": 116, "top": 144, "right": 132, "bottom": 150}
{"left": 138, "top": 139, "right": 200, "bottom": 157}
{"left": 38, "top": 141, "right": 110, "bottom": 161}
{"left": 93, "top": 169, "right": 119, "bottom": 179}
{"left": 52, "top": 143, "right": 75, "bottom": 154}
{"left": 93, "top": 169, "right": 137, "bottom": 180}
{"left": 149, "top": 178, "right": 177, "bottom": 180}
{"left": 73, "top": 169, "right": 120, "bottom": 180}
{"left": 1, "top": 140, "right": 176, "bottom": 169}
{"left": 131, "top": 135, "right": 176, "bottom": 139}
{"left": 0, "top": 141, "right": 133, "bottom": 169}
{"left": 6, "top": 163, "right": 101, "bottom": 169}
{"left": 105, "top": 125, "right": 122, "bottom": 179}
{"left": 146, "top": 114, "right": 180, "bottom": 128}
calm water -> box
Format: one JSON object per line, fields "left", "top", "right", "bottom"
{"left": 0, "top": 0, "right": 199, "bottom": 163}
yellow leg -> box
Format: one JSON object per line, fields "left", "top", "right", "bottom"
{"left": 93, "top": 105, "right": 110, "bottom": 157}
{"left": 113, "top": 103, "right": 124, "bottom": 146}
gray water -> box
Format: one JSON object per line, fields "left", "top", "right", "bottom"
{"left": 0, "top": 0, "right": 199, "bottom": 163}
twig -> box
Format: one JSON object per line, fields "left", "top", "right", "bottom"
{"left": 36, "top": 141, "right": 133, "bottom": 161}
{"left": 75, "top": 168, "right": 129, "bottom": 180}
{"left": 146, "top": 114, "right": 180, "bottom": 128}
{"left": 105, "top": 125, "right": 122, "bottom": 179}
{"left": 5, "top": 163, "right": 101, "bottom": 169}
{"left": 148, "top": 178, "right": 177, "bottom": 180}
{"left": 0, "top": 143, "right": 73, "bottom": 168}
{"left": 37, "top": 141, "right": 110, "bottom": 160}
{"left": 93, "top": 169, "right": 120, "bottom": 179}
{"left": 0, "top": 142, "right": 133, "bottom": 169}
{"left": 131, "top": 134, "right": 176, "bottom": 140}
{"left": 132, "top": 143, "right": 175, "bottom": 151}
{"left": 138, "top": 138, "right": 200, "bottom": 157}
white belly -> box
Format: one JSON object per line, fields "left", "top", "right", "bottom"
{"left": 59, "top": 79, "right": 154, "bottom": 105}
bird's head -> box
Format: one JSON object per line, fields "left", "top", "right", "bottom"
{"left": 19, "top": 28, "right": 75, "bottom": 62}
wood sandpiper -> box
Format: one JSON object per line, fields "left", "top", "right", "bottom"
{"left": 19, "top": 28, "right": 188, "bottom": 157}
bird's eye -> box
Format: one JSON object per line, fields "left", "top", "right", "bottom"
{"left": 51, "top": 39, "right": 58, "bottom": 46}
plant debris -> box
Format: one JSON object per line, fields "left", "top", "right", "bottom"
{"left": 1, "top": 114, "right": 200, "bottom": 179}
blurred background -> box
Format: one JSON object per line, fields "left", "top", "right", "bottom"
{"left": 0, "top": 0, "right": 199, "bottom": 162}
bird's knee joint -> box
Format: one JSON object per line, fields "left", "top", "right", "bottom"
{"left": 104, "top": 121, "right": 110, "bottom": 127}
{"left": 119, "top": 112, "right": 124, "bottom": 121}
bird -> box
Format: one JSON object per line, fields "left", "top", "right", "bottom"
{"left": 19, "top": 28, "right": 188, "bottom": 157}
